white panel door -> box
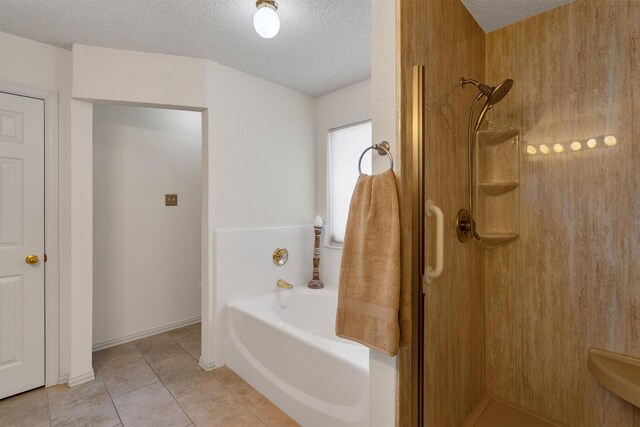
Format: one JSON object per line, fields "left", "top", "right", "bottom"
{"left": 0, "top": 92, "right": 45, "bottom": 399}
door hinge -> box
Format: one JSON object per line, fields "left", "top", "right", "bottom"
{"left": 44, "top": 254, "right": 48, "bottom": 262}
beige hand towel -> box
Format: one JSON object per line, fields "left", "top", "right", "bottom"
{"left": 336, "top": 169, "right": 401, "bottom": 356}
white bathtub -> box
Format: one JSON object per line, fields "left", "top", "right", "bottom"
{"left": 224, "top": 288, "right": 370, "bottom": 427}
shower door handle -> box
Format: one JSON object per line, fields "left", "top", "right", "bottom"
{"left": 425, "top": 200, "right": 444, "bottom": 284}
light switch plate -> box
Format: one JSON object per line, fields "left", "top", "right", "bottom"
{"left": 165, "top": 194, "right": 178, "bottom": 206}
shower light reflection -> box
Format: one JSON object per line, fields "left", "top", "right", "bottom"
{"left": 527, "top": 135, "right": 618, "bottom": 158}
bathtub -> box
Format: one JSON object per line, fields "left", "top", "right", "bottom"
{"left": 224, "top": 288, "right": 370, "bottom": 427}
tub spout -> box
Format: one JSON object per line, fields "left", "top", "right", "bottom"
{"left": 277, "top": 279, "right": 294, "bottom": 289}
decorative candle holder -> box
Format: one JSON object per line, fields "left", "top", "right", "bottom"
{"left": 307, "top": 225, "right": 324, "bottom": 289}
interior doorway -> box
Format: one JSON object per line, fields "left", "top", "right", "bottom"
{"left": 91, "top": 104, "right": 202, "bottom": 352}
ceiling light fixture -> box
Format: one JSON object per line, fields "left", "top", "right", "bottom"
{"left": 254, "top": 0, "right": 280, "bottom": 39}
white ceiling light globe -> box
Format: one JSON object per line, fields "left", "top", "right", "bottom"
{"left": 254, "top": 5, "right": 280, "bottom": 38}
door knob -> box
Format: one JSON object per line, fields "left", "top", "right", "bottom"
{"left": 25, "top": 255, "right": 39, "bottom": 265}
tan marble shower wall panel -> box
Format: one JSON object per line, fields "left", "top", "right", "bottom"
{"left": 485, "top": 1, "right": 640, "bottom": 425}
{"left": 399, "top": 0, "right": 487, "bottom": 425}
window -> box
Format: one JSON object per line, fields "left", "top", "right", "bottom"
{"left": 328, "top": 120, "right": 372, "bottom": 246}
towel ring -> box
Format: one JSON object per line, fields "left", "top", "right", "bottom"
{"left": 358, "top": 141, "right": 394, "bottom": 174}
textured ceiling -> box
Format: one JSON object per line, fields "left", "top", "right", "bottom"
{"left": 0, "top": 1, "right": 577, "bottom": 95}
{"left": 461, "top": 0, "right": 574, "bottom": 32}
{"left": 0, "top": 0, "right": 371, "bottom": 97}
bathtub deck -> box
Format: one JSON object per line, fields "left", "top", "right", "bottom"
{"left": 463, "top": 395, "right": 568, "bottom": 427}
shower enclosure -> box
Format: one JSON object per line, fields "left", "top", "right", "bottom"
{"left": 398, "top": 0, "right": 640, "bottom": 425}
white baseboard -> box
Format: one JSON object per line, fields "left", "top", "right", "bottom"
{"left": 57, "top": 373, "right": 69, "bottom": 385}
{"left": 67, "top": 370, "right": 95, "bottom": 387}
{"left": 199, "top": 356, "right": 216, "bottom": 371}
{"left": 92, "top": 316, "right": 201, "bottom": 352}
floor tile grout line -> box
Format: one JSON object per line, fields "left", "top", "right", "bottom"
{"left": 97, "top": 347, "right": 141, "bottom": 427}
{"left": 97, "top": 375, "right": 124, "bottom": 427}
{"left": 34, "top": 326, "right": 201, "bottom": 427}
{"left": 98, "top": 347, "right": 161, "bottom": 401}
{"left": 143, "top": 354, "right": 195, "bottom": 426}
{"left": 174, "top": 339, "right": 195, "bottom": 361}
{"left": 134, "top": 329, "right": 195, "bottom": 366}
{"left": 168, "top": 328, "right": 200, "bottom": 363}
{"left": 45, "top": 387, "right": 53, "bottom": 427}
{"left": 6, "top": 336, "right": 293, "bottom": 427}
{"left": 109, "top": 388, "right": 129, "bottom": 427}
{"left": 217, "top": 378, "right": 271, "bottom": 427}
{"left": 166, "top": 323, "right": 200, "bottom": 343}
{"left": 73, "top": 325, "right": 288, "bottom": 427}
{"left": 108, "top": 379, "right": 162, "bottom": 401}
{"left": 109, "top": 371, "right": 190, "bottom": 427}
{"left": 144, "top": 328, "right": 267, "bottom": 426}
{"left": 217, "top": 370, "right": 297, "bottom": 427}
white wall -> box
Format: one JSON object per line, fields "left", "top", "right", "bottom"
{"left": 70, "top": 44, "right": 316, "bottom": 372}
{"left": 371, "top": 0, "right": 399, "bottom": 425}
{"left": 72, "top": 43, "right": 213, "bottom": 373}
{"left": 69, "top": 99, "right": 94, "bottom": 385}
{"left": 73, "top": 45, "right": 208, "bottom": 109}
{"left": 205, "top": 59, "right": 317, "bottom": 367}
{"left": 315, "top": 80, "right": 372, "bottom": 288}
{"left": 0, "top": 32, "right": 73, "bottom": 384}
{"left": 72, "top": 44, "right": 316, "bottom": 230}
{"left": 92, "top": 105, "right": 202, "bottom": 347}
{"left": 206, "top": 61, "right": 316, "bottom": 229}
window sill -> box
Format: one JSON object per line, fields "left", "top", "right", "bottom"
{"left": 324, "top": 244, "right": 343, "bottom": 250}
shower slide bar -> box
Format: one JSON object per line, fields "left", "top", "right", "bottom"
{"left": 457, "top": 77, "right": 513, "bottom": 243}
{"left": 424, "top": 199, "right": 444, "bottom": 283}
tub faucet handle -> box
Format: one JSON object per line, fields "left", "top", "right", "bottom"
{"left": 277, "top": 279, "right": 294, "bottom": 289}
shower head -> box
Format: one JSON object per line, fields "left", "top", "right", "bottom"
{"left": 460, "top": 77, "right": 514, "bottom": 133}
{"left": 487, "top": 79, "right": 513, "bottom": 107}
{"left": 460, "top": 77, "right": 513, "bottom": 107}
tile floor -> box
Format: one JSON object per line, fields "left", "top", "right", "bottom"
{"left": 0, "top": 323, "right": 299, "bottom": 427}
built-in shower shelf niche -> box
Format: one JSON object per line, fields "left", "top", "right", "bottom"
{"left": 479, "top": 181, "right": 519, "bottom": 196}
{"left": 477, "top": 233, "right": 519, "bottom": 247}
{"left": 475, "top": 121, "right": 520, "bottom": 249}
{"left": 476, "top": 127, "right": 519, "bottom": 146}
{"left": 588, "top": 348, "right": 640, "bottom": 408}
